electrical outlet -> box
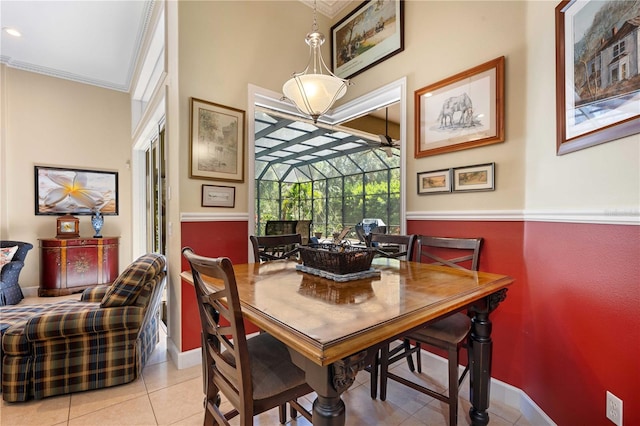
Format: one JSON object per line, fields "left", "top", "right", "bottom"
{"left": 606, "top": 391, "right": 623, "bottom": 426}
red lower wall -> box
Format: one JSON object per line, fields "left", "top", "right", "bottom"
{"left": 408, "top": 220, "right": 639, "bottom": 425}
{"left": 180, "top": 220, "right": 252, "bottom": 352}
{"left": 180, "top": 218, "right": 640, "bottom": 425}
{"left": 522, "top": 222, "right": 639, "bottom": 426}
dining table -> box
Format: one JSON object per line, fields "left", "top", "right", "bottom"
{"left": 180, "top": 257, "right": 513, "bottom": 426}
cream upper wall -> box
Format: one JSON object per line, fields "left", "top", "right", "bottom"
{"left": 178, "top": 0, "right": 324, "bottom": 213}
{"left": 342, "top": 0, "right": 530, "bottom": 212}
{"left": 1, "top": 67, "right": 133, "bottom": 288}
{"left": 524, "top": 1, "right": 639, "bottom": 213}
{"left": 178, "top": 0, "right": 530, "bottom": 215}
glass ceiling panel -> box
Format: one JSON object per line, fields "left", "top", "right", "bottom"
{"left": 260, "top": 167, "right": 278, "bottom": 181}
{"left": 313, "top": 160, "right": 341, "bottom": 178}
{"left": 256, "top": 137, "right": 282, "bottom": 148}
{"left": 254, "top": 121, "right": 270, "bottom": 133}
{"left": 256, "top": 111, "right": 277, "bottom": 123}
{"left": 269, "top": 127, "right": 305, "bottom": 141}
{"left": 289, "top": 121, "right": 318, "bottom": 132}
{"left": 269, "top": 151, "right": 294, "bottom": 158}
{"left": 283, "top": 144, "right": 315, "bottom": 153}
{"left": 333, "top": 141, "right": 367, "bottom": 151}
{"left": 302, "top": 135, "right": 338, "bottom": 147}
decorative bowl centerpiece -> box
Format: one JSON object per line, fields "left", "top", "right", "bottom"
{"left": 298, "top": 244, "right": 377, "bottom": 276}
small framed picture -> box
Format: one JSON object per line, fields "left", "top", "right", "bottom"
{"left": 201, "top": 185, "right": 235, "bottom": 208}
{"left": 452, "top": 163, "right": 495, "bottom": 192}
{"left": 417, "top": 168, "right": 452, "bottom": 195}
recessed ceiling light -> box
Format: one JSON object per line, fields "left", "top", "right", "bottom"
{"left": 3, "top": 27, "right": 22, "bottom": 37}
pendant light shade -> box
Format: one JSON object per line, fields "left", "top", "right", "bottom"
{"left": 282, "top": 3, "right": 350, "bottom": 123}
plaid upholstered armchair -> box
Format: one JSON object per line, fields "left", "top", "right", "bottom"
{"left": 0, "top": 253, "right": 166, "bottom": 402}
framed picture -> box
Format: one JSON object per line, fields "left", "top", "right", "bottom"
{"left": 415, "top": 56, "right": 505, "bottom": 158}
{"left": 555, "top": 0, "right": 640, "bottom": 155}
{"left": 35, "top": 165, "right": 118, "bottom": 215}
{"left": 331, "top": 0, "right": 404, "bottom": 80}
{"left": 452, "top": 163, "right": 495, "bottom": 193}
{"left": 190, "top": 98, "right": 245, "bottom": 182}
{"left": 201, "top": 184, "right": 235, "bottom": 208}
{"left": 417, "top": 168, "right": 452, "bottom": 195}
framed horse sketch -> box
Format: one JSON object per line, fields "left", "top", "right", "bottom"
{"left": 415, "top": 56, "right": 505, "bottom": 158}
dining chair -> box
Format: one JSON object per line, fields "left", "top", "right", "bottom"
{"left": 182, "top": 248, "right": 312, "bottom": 426}
{"left": 366, "top": 233, "right": 417, "bottom": 260}
{"left": 250, "top": 234, "right": 302, "bottom": 263}
{"left": 377, "top": 236, "right": 483, "bottom": 426}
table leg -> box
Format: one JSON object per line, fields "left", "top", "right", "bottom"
{"left": 468, "top": 289, "right": 508, "bottom": 426}
{"left": 290, "top": 350, "right": 368, "bottom": 426}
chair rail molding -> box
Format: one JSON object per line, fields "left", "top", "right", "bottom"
{"left": 407, "top": 209, "right": 639, "bottom": 225}
{"left": 181, "top": 212, "right": 249, "bottom": 222}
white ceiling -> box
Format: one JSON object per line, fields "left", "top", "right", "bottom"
{"left": 0, "top": 0, "right": 347, "bottom": 93}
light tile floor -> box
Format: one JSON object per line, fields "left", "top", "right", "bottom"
{"left": 1, "top": 295, "right": 533, "bottom": 426}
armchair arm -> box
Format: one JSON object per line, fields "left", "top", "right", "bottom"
{"left": 24, "top": 306, "right": 144, "bottom": 341}
{"left": 0, "top": 260, "right": 25, "bottom": 283}
{"left": 81, "top": 285, "right": 110, "bottom": 302}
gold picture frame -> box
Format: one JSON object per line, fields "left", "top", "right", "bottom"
{"left": 190, "top": 98, "right": 245, "bottom": 182}
{"left": 415, "top": 56, "right": 505, "bottom": 158}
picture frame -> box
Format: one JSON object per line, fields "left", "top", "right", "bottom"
{"left": 190, "top": 98, "right": 245, "bottom": 182}
{"left": 555, "top": 0, "right": 640, "bottom": 155}
{"left": 201, "top": 184, "right": 235, "bottom": 208}
{"left": 415, "top": 56, "right": 505, "bottom": 158}
{"left": 417, "top": 168, "right": 452, "bottom": 195}
{"left": 331, "top": 0, "right": 404, "bottom": 80}
{"left": 452, "top": 163, "right": 495, "bottom": 193}
{"left": 34, "top": 165, "right": 118, "bottom": 215}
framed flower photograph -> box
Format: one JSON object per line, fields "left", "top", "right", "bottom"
{"left": 452, "top": 163, "right": 495, "bottom": 193}
{"left": 417, "top": 168, "right": 452, "bottom": 195}
{"left": 190, "top": 98, "right": 245, "bottom": 182}
{"left": 555, "top": 0, "right": 640, "bottom": 155}
{"left": 34, "top": 165, "right": 118, "bottom": 215}
{"left": 415, "top": 56, "right": 505, "bottom": 158}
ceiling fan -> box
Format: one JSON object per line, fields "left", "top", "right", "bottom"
{"left": 366, "top": 107, "right": 400, "bottom": 157}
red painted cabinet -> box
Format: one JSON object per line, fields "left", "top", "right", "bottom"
{"left": 39, "top": 237, "right": 119, "bottom": 296}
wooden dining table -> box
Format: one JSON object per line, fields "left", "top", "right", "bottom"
{"left": 181, "top": 258, "right": 513, "bottom": 426}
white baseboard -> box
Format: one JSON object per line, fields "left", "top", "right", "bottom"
{"left": 167, "top": 338, "right": 202, "bottom": 370}
{"left": 420, "top": 350, "right": 556, "bottom": 426}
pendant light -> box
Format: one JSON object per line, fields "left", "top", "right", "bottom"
{"left": 282, "top": 0, "right": 350, "bottom": 123}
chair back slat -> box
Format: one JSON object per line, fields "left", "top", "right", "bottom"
{"left": 367, "top": 233, "right": 417, "bottom": 261}
{"left": 250, "top": 234, "right": 302, "bottom": 262}
{"left": 182, "top": 248, "right": 254, "bottom": 420}
{"left": 416, "top": 236, "right": 482, "bottom": 271}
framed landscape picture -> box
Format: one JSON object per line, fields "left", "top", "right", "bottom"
{"left": 452, "top": 163, "right": 495, "bottom": 193}
{"left": 555, "top": 0, "right": 640, "bottom": 155}
{"left": 190, "top": 98, "right": 245, "bottom": 182}
{"left": 331, "top": 0, "right": 404, "bottom": 80}
{"left": 415, "top": 56, "right": 505, "bottom": 158}
{"left": 417, "top": 168, "right": 452, "bottom": 195}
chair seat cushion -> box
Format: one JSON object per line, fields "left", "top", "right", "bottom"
{"left": 222, "top": 332, "right": 307, "bottom": 401}
{"left": 409, "top": 312, "right": 471, "bottom": 345}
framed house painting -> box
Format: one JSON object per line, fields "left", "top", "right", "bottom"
{"left": 555, "top": 0, "right": 640, "bottom": 155}
{"left": 190, "top": 98, "right": 245, "bottom": 182}
{"left": 415, "top": 56, "right": 505, "bottom": 158}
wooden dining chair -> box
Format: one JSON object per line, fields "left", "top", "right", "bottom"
{"left": 376, "top": 236, "right": 483, "bottom": 426}
{"left": 366, "top": 233, "right": 417, "bottom": 260}
{"left": 182, "top": 248, "right": 312, "bottom": 426}
{"left": 250, "top": 234, "right": 302, "bottom": 263}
